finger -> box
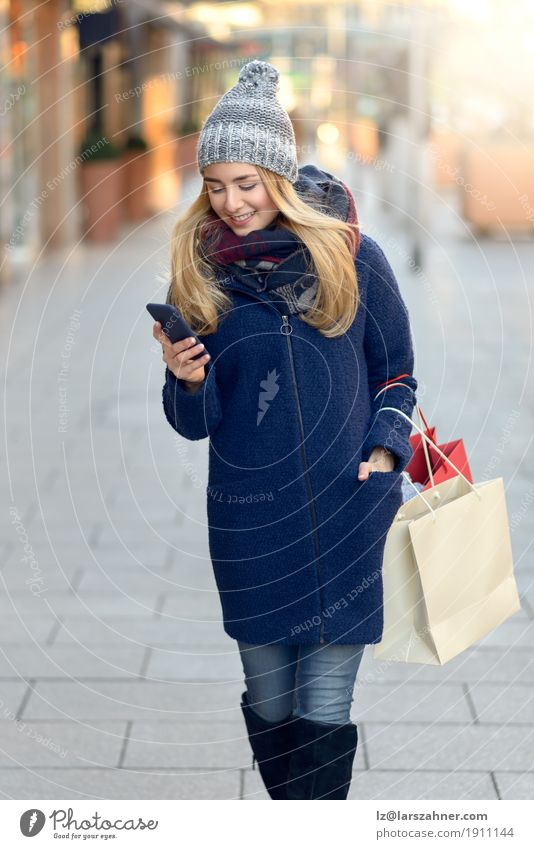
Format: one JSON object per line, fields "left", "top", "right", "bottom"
{"left": 358, "top": 462, "right": 371, "bottom": 480}
{"left": 170, "top": 351, "right": 210, "bottom": 379}
{"left": 170, "top": 337, "right": 199, "bottom": 355}
{"left": 173, "top": 354, "right": 210, "bottom": 380}
{"left": 157, "top": 329, "right": 173, "bottom": 349}
{"left": 169, "top": 342, "right": 207, "bottom": 368}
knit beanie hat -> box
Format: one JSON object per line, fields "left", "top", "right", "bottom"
{"left": 196, "top": 59, "right": 298, "bottom": 183}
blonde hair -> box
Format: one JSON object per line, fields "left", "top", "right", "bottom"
{"left": 166, "top": 165, "right": 360, "bottom": 338}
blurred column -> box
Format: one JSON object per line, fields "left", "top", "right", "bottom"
{"left": 406, "top": 11, "right": 430, "bottom": 267}
{"left": 34, "top": 0, "right": 80, "bottom": 250}
{"left": 123, "top": 2, "right": 145, "bottom": 135}
{"left": 142, "top": 22, "right": 181, "bottom": 211}
{"left": 0, "top": 0, "right": 13, "bottom": 288}
{"left": 2, "top": 0, "right": 44, "bottom": 284}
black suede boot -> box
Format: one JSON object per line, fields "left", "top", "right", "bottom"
{"left": 285, "top": 715, "right": 358, "bottom": 800}
{"left": 240, "top": 690, "right": 294, "bottom": 800}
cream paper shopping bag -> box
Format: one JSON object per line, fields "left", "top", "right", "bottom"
{"left": 373, "top": 409, "right": 520, "bottom": 665}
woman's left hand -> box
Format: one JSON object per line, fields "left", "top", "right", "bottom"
{"left": 358, "top": 446, "right": 395, "bottom": 480}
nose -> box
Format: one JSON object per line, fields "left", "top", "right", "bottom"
{"left": 223, "top": 187, "right": 245, "bottom": 215}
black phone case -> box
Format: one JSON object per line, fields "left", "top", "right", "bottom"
{"left": 146, "top": 303, "right": 205, "bottom": 360}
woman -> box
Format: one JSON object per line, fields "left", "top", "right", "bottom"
{"left": 153, "top": 60, "right": 418, "bottom": 800}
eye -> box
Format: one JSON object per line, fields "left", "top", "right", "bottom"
{"left": 208, "top": 184, "right": 257, "bottom": 194}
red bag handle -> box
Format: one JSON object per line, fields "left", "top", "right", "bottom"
{"left": 373, "top": 383, "right": 436, "bottom": 446}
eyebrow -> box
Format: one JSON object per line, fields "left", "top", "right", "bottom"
{"left": 203, "top": 174, "right": 258, "bottom": 183}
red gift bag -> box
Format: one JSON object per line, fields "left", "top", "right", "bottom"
{"left": 373, "top": 385, "right": 473, "bottom": 491}
{"left": 406, "top": 407, "right": 473, "bottom": 491}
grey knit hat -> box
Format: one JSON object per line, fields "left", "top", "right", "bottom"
{"left": 196, "top": 59, "right": 298, "bottom": 183}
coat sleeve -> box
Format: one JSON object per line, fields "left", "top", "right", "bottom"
{"left": 160, "top": 279, "right": 224, "bottom": 440}
{"left": 361, "top": 238, "right": 418, "bottom": 474}
{"left": 162, "top": 356, "right": 223, "bottom": 441}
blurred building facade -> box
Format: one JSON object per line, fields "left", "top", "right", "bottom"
{"left": 1, "top": 0, "right": 533, "bottom": 290}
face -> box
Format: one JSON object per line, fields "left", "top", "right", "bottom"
{"left": 202, "top": 162, "right": 279, "bottom": 234}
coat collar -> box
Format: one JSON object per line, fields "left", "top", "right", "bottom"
{"left": 213, "top": 268, "right": 287, "bottom": 315}
{"left": 214, "top": 267, "right": 266, "bottom": 298}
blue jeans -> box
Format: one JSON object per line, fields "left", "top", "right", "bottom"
{"left": 237, "top": 641, "right": 366, "bottom": 725}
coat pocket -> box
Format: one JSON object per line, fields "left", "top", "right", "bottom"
{"left": 356, "top": 469, "right": 403, "bottom": 541}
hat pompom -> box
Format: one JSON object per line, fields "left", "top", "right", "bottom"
{"left": 238, "top": 60, "right": 279, "bottom": 92}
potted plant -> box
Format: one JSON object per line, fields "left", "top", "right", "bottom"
{"left": 78, "top": 130, "right": 122, "bottom": 241}
{"left": 121, "top": 133, "right": 151, "bottom": 221}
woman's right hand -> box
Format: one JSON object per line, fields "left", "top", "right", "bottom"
{"left": 153, "top": 322, "right": 210, "bottom": 388}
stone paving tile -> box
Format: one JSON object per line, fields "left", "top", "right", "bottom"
{"left": 41, "top": 548, "right": 171, "bottom": 572}
{"left": 75, "top": 569, "right": 210, "bottom": 594}
{"left": 162, "top": 565, "right": 219, "bottom": 591}
{"left": 22, "top": 680, "right": 246, "bottom": 721}
{"left": 494, "top": 772, "right": 534, "bottom": 800}
{"left": 0, "top": 615, "right": 58, "bottom": 645}
{"left": 351, "top": 682, "right": 472, "bottom": 724}
{"left": 91, "top": 541, "right": 174, "bottom": 561}
{"left": 146, "top": 645, "right": 243, "bottom": 682}
{"left": 365, "top": 722, "right": 534, "bottom": 771}
{"left": 0, "top": 594, "right": 160, "bottom": 618}
{"left": 468, "top": 683, "right": 534, "bottom": 725}
{"left": 110, "top": 496, "right": 192, "bottom": 520}
{"left": 92, "top": 525, "right": 197, "bottom": 550}
{"left": 347, "top": 769, "right": 498, "bottom": 800}
{"left": 242, "top": 769, "right": 498, "bottom": 800}
{"left": 82, "top": 529, "right": 165, "bottom": 556}
{"left": 513, "top": 561, "right": 534, "bottom": 575}
{"left": 1, "top": 571, "right": 80, "bottom": 593}
{"left": 0, "top": 682, "right": 29, "bottom": 716}
{"left": 2, "top": 550, "right": 82, "bottom": 577}
{"left": 0, "top": 645, "right": 145, "bottom": 680}
{"left": 159, "top": 591, "right": 224, "bottom": 620}
{"left": 357, "top": 647, "right": 534, "bottom": 685}
{"left": 474, "top": 620, "right": 534, "bottom": 649}
{"left": 10, "top": 533, "right": 173, "bottom": 564}
{"left": 0, "top": 721, "right": 126, "bottom": 768}
{"left": 8, "top": 528, "right": 102, "bottom": 551}
{"left": 27, "top": 507, "right": 181, "bottom": 528}
{"left": 53, "top": 616, "right": 233, "bottom": 647}
{"left": 0, "top": 767, "right": 240, "bottom": 799}
{"left": 241, "top": 770, "right": 271, "bottom": 800}
{"left": 521, "top": 587, "right": 534, "bottom": 611}
{"left": 124, "top": 721, "right": 250, "bottom": 769}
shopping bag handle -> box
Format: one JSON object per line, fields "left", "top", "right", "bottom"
{"left": 400, "top": 472, "right": 439, "bottom": 520}
{"left": 373, "top": 384, "right": 437, "bottom": 486}
{"left": 376, "top": 406, "right": 481, "bottom": 499}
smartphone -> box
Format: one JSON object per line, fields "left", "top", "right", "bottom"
{"left": 146, "top": 303, "right": 206, "bottom": 361}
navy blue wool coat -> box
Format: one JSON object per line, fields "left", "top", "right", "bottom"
{"left": 162, "top": 232, "right": 418, "bottom": 646}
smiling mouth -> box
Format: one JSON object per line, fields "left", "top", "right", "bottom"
{"left": 228, "top": 211, "right": 255, "bottom": 224}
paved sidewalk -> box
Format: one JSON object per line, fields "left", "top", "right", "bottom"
{"left": 1, "top": 158, "right": 533, "bottom": 800}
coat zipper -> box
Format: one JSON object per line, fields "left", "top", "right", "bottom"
{"left": 220, "top": 278, "right": 325, "bottom": 644}
{"left": 281, "top": 314, "right": 325, "bottom": 645}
